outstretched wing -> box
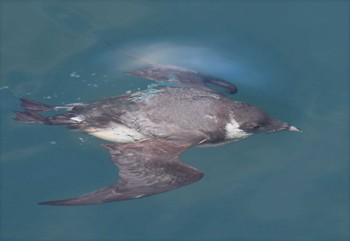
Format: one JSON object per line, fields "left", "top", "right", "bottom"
{"left": 39, "top": 139, "right": 203, "bottom": 206}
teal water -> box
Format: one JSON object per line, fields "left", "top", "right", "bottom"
{"left": 1, "top": 1, "right": 349, "bottom": 240}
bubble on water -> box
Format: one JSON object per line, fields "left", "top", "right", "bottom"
{"left": 70, "top": 71, "right": 81, "bottom": 78}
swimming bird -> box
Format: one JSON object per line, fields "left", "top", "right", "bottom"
{"left": 14, "top": 57, "right": 301, "bottom": 205}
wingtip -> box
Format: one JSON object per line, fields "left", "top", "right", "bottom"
{"left": 37, "top": 200, "right": 66, "bottom": 206}
{"left": 37, "top": 201, "right": 61, "bottom": 206}
{"left": 37, "top": 198, "right": 82, "bottom": 206}
{"left": 37, "top": 199, "right": 101, "bottom": 206}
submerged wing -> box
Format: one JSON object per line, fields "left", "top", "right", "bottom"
{"left": 127, "top": 65, "right": 237, "bottom": 94}
{"left": 121, "top": 50, "right": 237, "bottom": 94}
{"left": 39, "top": 139, "right": 203, "bottom": 206}
{"left": 105, "top": 43, "right": 237, "bottom": 93}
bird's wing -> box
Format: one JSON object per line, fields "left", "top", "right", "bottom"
{"left": 123, "top": 51, "right": 237, "bottom": 94}
{"left": 38, "top": 138, "right": 203, "bottom": 206}
{"left": 127, "top": 65, "right": 237, "bottom": 94}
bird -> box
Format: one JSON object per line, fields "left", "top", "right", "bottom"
{"left": 14, "top": 54, "right": 301, "bottom": 206}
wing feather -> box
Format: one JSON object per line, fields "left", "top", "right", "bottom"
{"left": 39, "top": 139, "right": 203, "bottom": 206}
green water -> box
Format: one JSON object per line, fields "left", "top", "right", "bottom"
{"left": 1, "top": 1, "right": 349, "bottom": 240}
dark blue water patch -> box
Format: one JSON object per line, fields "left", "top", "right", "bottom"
{"left": 3, "top": 71, "right": 45, "bottom": 97}
{"left": 41, "top": 41, "right": 151, "bottom": 101}
{"left": 40, "top": 3, "right": 95, "bottom": 38}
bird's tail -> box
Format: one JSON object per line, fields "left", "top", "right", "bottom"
{"left": 14, "top": 98, "right": 54, "bottom": 124}
{"left": 14, "top": 98, "right": 76, "bottom": 126}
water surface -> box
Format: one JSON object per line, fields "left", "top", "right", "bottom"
{"left": 1, "top": 1, "right": 349, "bottom": 240}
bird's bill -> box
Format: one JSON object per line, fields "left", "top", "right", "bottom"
{"left": 288, "top": 125, "right": 302, "bottom": 132}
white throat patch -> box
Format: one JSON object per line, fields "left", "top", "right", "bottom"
{"left": 225, "top": 118, "right": 251, "bottom": 140}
